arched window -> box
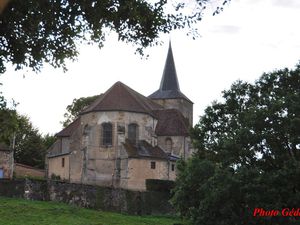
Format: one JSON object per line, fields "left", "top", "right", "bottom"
{"left": 165, "top": 138, "right": 172, "bottom": 152}
{"left": 102, "top": 123, "right": 112, "bottom": 146}
{"left": 128, "top": 123, "right": 138, "bottom": 144}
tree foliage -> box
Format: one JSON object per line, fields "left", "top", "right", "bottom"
{"left": 172, "top": 64, "right": 300, "bottom": 225}
{"left": 0, "top": 94, "right": 55, "bottom": 168}
{"left": 62, "top": 94, "right": 98, "bottom": 127}
{"left": 0, "top": 86, "right": 18, "bottom": 146}
{"left": 0, "top": 0, "right": 230, "bottom": 73}
{"left": 13, "top": 115, "right": 49, "bottom": 169}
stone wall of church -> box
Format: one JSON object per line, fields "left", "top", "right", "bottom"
{"left": 157, "top": 135, "right": 192, "bottom": 159}
{"left": 48, "top": 154, "right": 70, "bottom": 180}
{"left": 151, "top": 98, "right": 193, "bottom": 126}
{"left": 47, "top": 110, "right": 184, "bottom": 190}
{"left": 125, "top": 158, "right": 174, "bottom": 191}
{"left": 78, "top": 111, "right": 158, "bottom": 187}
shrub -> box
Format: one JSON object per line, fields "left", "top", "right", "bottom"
{"left": 50, "top": 174, "right": 61, "bottom": 181}
{"left": 146, "top": 179, "right": 175, "bottom": 192}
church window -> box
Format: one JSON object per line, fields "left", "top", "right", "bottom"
{"left": 62, "top": 158, "right": 65, "bottom": 168}
{"left": 128, "top": 123, "right": 138, "bottom": 144}
{"left": 171, "top": 164, "right": 175, "bottom": 171}
{"left": 165, "top": 138, "right": 172, "bottom": 152}
{"left": 102, "top": 122, "right": 113, "bottom": 146}
{"left": 151, "top": 161, "right": 156, "bottom": 169}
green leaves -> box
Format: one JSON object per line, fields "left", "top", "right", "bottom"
{"left": 172, "top": 63, "right": 300, "bottom": 225}
{"left": 0, "top": 0, "right": 228, "bottom": 73}
{"left": 0, "top": 94, "right": 54, "bottom": 168}
{"left": 0, "top": 87, "right": 18, "bottom": 146}
{"left": 13, "top": 114, "right": 54, "bottom": 169}
{"left": 192, "top": 65, "right": 300, "bottom": 169}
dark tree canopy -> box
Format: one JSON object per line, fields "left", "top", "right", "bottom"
{"left": 0, "top": 86, "right": 18, "bottom": 146}
{"left": 0, "top": 0, "right": 230, "bottom": 73}
{"left": 13, "top": 115, "right": 55, "bottom": 169}
{"left": 192, "top": 66, "right": 300, "bottom": 168}
{"left": 172, "top": 64, "right": 300, "bottom": 225}
{"left": 0, "top": 89, "right": 54, "bottom": 168}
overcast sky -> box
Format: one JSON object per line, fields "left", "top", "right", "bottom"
{"left": 1, "top": 0, "right": 300, "bottom": 135}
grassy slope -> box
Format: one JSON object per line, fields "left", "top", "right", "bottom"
{"left": 0, "top": 197, "right": 182, "bottom": 225}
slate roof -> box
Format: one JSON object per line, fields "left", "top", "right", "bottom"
{"left": 123, "top": 140, "right": 168, "bottom": 160}
{"left": 153, "top": 109, "right": 189, "bottom": 136}
{"left": 81, "top": 81, "right": 163, "bottom": 116}
{"left": 56, "top": 118, "right": 80, "bottom": 137}
{"left": 159, "top": 42, "right": 180, "bottom": 91}
{"left": 149, "top": 42, "right": 193, "bottom": 103}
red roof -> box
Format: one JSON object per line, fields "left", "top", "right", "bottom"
{"left": 55, "top": 83, "right": 190, "bottom": 138}
{"left": 56, "top": 118, "right": 80, "bottom": 137}
{"left": 81, "top": 82, "right": 163, "bottom": 116}
{"left": 153, "top": 109, "right": 189, "bottom": 136}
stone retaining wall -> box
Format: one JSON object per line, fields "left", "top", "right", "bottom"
{"left": 0, "top": 179, "right": 174, "bottom": 215}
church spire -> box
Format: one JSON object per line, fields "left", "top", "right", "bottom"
{"left": 149, "top": 42, "right": 192, "bottom": 104}
{"left": 159, "top": 42, "right": 180, "bottom": 91}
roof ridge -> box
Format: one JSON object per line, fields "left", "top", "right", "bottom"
{"left": 173, "top": 108, "right": 190, "bottom": 131}
{"left": 81, "top": 81, "right": 162, "bottom": 116}
{"left": 153, "top": 108, "right": 190, "bottom": 136}
{"left": 81, "top": 93, "right": 105, "bottom": 114}
{"left": 121, "top": 82, "right": 163, "bottom": 113}
{"left": 56, "top": 117, "right": 80, "bottom": 137}
{"left": 119, "top": 83, "right": 154, "bottom": 114}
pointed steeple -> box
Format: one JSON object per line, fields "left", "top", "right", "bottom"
{"left": 159, "top": 42, "right": 180, "bottom": 91}
{"left": 149, "top": 42, "right": 192, "bottom": 103}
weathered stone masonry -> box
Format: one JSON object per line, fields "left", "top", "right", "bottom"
{"left": 0, "top": 179, "right": 174, "bottom": 215}
{"left": 47, "top": 43, "right": 194, "bottom": 191}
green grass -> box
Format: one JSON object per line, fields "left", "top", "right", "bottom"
{"left": 0, "top": 197, "right": 183, "bottom": 225}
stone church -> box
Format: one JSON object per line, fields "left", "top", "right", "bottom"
{"left": 47, "top": 44, "right": 193, "bottom": 191}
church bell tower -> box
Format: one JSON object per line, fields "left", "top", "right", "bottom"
{"left": 149, "top": 42, "right": 193, "bottom": 126}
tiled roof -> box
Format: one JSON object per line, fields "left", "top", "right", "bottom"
{"left": 149, "top": 89, "right": 192, "bottom": 103}
{"left": 149, "top": 42, "right": 193, "bottom": 103}
{"left": 81, "top": 81, "right": 163, "bottom": 116}
{"left": 56, "top": 118, "right": 80, "bottom": 137}
{"left": 123, "top": 140, "right": 168, "bottom": 160}
{"left": 153, "top": 109, "right": 189, "bottom": 136}
{"left": 55, "top": 83, "right": 189, "bottom": 139}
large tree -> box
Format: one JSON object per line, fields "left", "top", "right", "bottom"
{"left": 14, "top": 114, "right": 55, "bottom": 169}
{"left": 0, "top": 0, "right": 230, "bottom": 73}
{"left": 0, "top": 85, "right": 18, "bottom": 146}
{"left": 172, "top": 64, "right": 300, "bottom": 225}
{"left": 0, "top": 95, "right": 55, "bottom": 169}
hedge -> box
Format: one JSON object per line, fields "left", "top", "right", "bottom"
{"left": 145, "top": 179, "right": 175, "bottom": 192}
